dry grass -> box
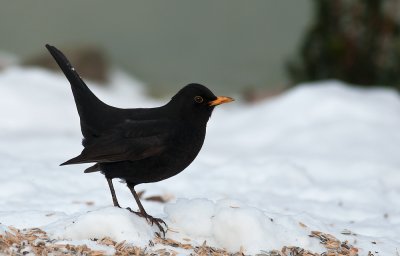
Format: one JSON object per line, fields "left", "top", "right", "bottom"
{"left": 0, "top": 226, "right": 359, "bottom": 256}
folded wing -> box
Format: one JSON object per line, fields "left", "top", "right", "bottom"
{"left": 61, "top": 119, "right": 172, "bottom": 165}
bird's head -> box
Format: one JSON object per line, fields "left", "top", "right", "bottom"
{"left": 167, "top": 83, "right": 234, "bottom": 126}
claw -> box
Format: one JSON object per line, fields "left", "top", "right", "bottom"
{"left": 147, "top": 216, "right": 167, "bottom": 236}
{"left": 125, "top": 208, "right": 167, "bottom": 236}
{"left": 143, "top": 214, "right": 167, "bottom": 237}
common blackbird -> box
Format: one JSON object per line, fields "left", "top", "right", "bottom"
{"left": 45, "top": 44, "right": 233, "bottom": 234}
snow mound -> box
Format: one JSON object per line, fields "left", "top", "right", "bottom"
{"left": 45, "top": 207, "right": 155, "bottom": 247}
{"left": 165, "top": 199, "right": 324, "bottom": 254}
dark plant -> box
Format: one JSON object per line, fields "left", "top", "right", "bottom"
{"left": 288, "top": 0, "right": 400, "bottom": 89}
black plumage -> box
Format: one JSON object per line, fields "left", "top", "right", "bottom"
{"left": 46, "top": 44, "right": 233, "bottom": 234}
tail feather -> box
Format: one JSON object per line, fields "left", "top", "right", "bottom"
{"left": 60, "top": 156, "right": 82, "bottom": 166}
{"left": 60, "top": 154, "right": 92, "bottom": 166}
{"left": 45, "top": 44, "right": 103, "bottom": 107}
{"left": 60, "top": 158, "right": 100, "bottom": 173}
{"left": 45, "top": 44, "right": 112, "bottom": 138}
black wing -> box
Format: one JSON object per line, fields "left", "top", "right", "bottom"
{"left": 61, "top": 119, "right": 172, "bottom": 165}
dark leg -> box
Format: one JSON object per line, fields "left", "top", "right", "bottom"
{"left": 106, "top": 178, "right": 121, "bottom": 208}
{"left": 127, "top": 184, "right": 167, "bottom": 236}
{"left": 129, "top": 186, "right": 147, "bottom": 215}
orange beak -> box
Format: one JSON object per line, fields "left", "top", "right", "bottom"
{"left": 208, "top": 96, "right": 234, "bottom": 106}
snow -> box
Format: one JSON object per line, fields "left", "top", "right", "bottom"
{"left": 0, "top": 225, "right": 8, "bottom": 235}
{"left": 0, "top": 66, "right": 399, "bottom": 255}
{"left": 45, "top": 207, "right": 155, "bottom": 247}
{"left": 165, "top": 198, "right": 324, "bottom": 254}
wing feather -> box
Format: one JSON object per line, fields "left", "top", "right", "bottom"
{"left": 61, "top": 119, "right": 172, "bottom": 165}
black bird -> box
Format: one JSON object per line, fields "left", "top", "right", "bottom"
{"left": 45, "top": 44, "right": 233, "bottom": 234}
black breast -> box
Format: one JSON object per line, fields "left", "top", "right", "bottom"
{"left": 100, "top": 124, "right": 206, "bottom": 185}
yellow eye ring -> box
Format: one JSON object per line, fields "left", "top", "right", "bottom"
{"left": 194, "top": 96, "right": 204, "bottom": 103}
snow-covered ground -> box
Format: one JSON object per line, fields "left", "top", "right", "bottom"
{"left": 0, "top": 67, "right": 399, "bottom": 255}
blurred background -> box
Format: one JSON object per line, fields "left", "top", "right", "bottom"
{"left": 1, "top": 0, "right": 400, "bottom": 99}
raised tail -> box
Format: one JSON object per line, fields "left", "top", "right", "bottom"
{"left": 45, "top": 44, "right": 111, "bottom": 139}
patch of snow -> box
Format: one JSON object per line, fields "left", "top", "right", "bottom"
{"left": 0, "top": 67, "right": 399, "bottom": 254}
{"left": 0, "top": 211, "right": 67, "bottom": 228}
{"left": 166, "top": 198, "right": 324, "bottom": 254}
{"left": 0, "top": 224, "right": 8, "bottom": 235}
{"left": 45, "top": 207, "right": 155, "bottom": 247}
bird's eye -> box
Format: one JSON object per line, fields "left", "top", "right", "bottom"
{"left": 194, "top": 96, "right": 203, "bottom": 103}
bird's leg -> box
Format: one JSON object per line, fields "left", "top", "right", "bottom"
{"left": 127, "top": 185, "right": 167, "bottom": 236}
{"left": 130, "top": 186, "right": 147, "bottom": 214}
{"left": 106, "top": 178, "right": 121, "bottom": 208}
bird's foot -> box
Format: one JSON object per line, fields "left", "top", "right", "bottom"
{"left": 128, "top": 209, "right": 167, "bottom": 236}
{"left": 142, "top": 213, "right": 167, "bottom": 237}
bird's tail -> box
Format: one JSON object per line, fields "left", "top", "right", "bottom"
{"left": 45, "top": 44, "right": 110, "bottom": 138}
